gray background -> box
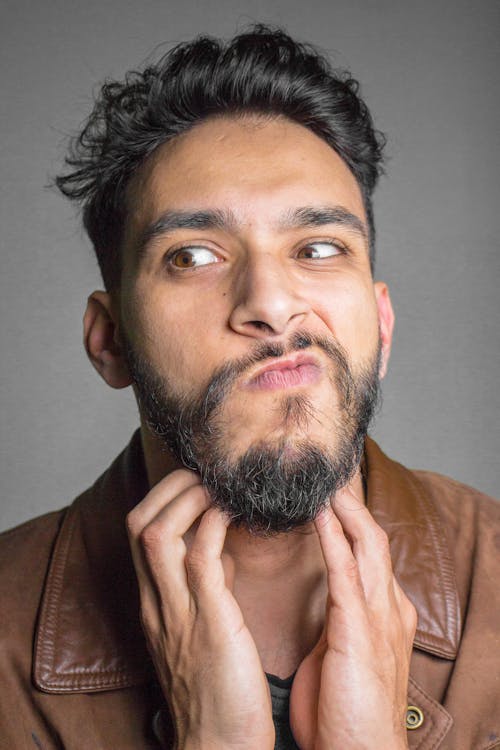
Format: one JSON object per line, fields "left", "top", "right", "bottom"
{"left": 1, "top": 0, "right": 499, "bottom": 531}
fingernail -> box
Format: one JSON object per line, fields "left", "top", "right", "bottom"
{"left": 331, "top": 487, "right": 363, "bottom": 511}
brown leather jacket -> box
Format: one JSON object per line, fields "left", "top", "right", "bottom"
{"left": 0, "top": 432, "right": 499, "bottom": 749}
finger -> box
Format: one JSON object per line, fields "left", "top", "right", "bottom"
{"left": 331, "top": 485, "right": 393, "bottom": 595}
{"left": 132, "top": 484, "right": 212, "bottom": 618}
{"left": 184, "top": 506, "right": 232, "bottom": 605}
{"left": 330, "top": 484, "right": 383, "bottom": 546}
{"left": 314, "top": 505, "right": 366, "bottom": 614}
{"left": 139, "top": 483, "right": 211, "bottom": 575}
{"left": 126, "top": 469, "right": 204, "bottom": 580}
{"left": 127, "top": 468, "right": 201, "bottom": 535}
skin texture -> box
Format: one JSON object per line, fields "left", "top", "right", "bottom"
{"left": 84, "top": 115, "right": 416, "bottom": 749}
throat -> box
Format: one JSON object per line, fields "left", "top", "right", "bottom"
{"left": 231, "top": 548, "right": 328, "bottom": 679}
{"left": 253, "top": 589, "right": 326, "bottom": 679}
{"left": 259, "top": 629, "right": 321, "bottom": 680}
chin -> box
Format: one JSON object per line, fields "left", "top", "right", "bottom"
{"left": 225, "top": 390, "right": 334, "bottom": 456}
{"left": 198, "top": 433, "right": 359, "bottom": 535}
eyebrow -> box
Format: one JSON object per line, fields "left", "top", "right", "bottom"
{"left": 137, "top": 209, "right": 234, "bottom": 258}
{"left": 278, "top": 206, "right": 368, "bottom": 239}
{"left": 137, "top": 204, "right": 368, "bottom": 258}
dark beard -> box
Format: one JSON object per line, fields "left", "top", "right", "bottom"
{"left": 124, "top": 331, "right": 381, "bottom": 535}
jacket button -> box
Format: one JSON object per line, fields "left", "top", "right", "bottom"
{"left": 406, "top": 705, "right": 424, "bottom": 730}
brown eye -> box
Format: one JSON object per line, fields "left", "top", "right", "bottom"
{"left": 169, "top": 246, "right": 220, "bottom": 269}
{"left": 297, "top": 242, "right": 343, "bottom": 259}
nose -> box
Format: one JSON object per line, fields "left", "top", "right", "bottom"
{"left": 228, "top": 252, "right": 311, "bottom": 339}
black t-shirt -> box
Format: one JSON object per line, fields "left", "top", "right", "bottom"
{"left": 266, "top": 672, "right": 300, "bottom": 750}
{"left": 153, "top": 672, "right": 301, "bottom": 748}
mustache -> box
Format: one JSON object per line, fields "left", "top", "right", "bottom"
{"left": 199, "top": 330, "right": 355, "bottom": 422}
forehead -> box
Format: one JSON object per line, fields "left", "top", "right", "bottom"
{"left": 125, "top": 115, "right": 366, "bottom": 242}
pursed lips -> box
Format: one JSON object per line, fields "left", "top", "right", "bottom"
{"left": 244, "top": 354, "right": 322, "bottom": 392}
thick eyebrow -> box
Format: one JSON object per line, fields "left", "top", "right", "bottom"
{"left": 137, "top": 204, "right": 368, "bottom": 258}
{"left": 137, "top": 208, "right": 236, "bottom": 258}
{"left": 278, "top": 206, "right": 368, "bottom": 240}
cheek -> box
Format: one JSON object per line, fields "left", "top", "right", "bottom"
{"left": 127, "top": 284, "right": 227, "bottom": 386}
{"left": 312, "top": 279, "right": 380, "bottom": 352}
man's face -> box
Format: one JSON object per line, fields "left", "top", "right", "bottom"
{"left": 118, "top": 115, "right": 392, "bottom": 532}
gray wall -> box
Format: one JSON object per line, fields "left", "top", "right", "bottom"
{"left": 1, "top": 0, "right": 499, "bottom": 531}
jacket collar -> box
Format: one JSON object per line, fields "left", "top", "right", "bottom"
{"left": 33, "top": 432, "right": 461, "bottom": 694}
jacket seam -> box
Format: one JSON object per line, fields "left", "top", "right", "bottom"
{"left": 405, "top": 469, "right": 461, "bottom": 653}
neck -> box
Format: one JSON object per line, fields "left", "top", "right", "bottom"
{"left": 140, "top": 422, "right": 182, "bottom": 485}
{"left": 140, "top": 422, "right": 366, "bottom": 677}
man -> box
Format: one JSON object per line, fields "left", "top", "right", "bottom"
{"left": 0, "top": 25, "right": 498, "bottom": 750}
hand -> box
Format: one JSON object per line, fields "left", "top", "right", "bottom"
{"left": 290, "top": 485, "right": 417, "bottom": 750}
{"left": 126, "top": 469, "right": 275, "bottom": 750}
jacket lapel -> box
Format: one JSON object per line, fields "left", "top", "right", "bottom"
{"left": 364, "top": 438, "right": 461, "bottom": 660}
{"left": 34, "top": 430, "right": 153, "bottom": 692}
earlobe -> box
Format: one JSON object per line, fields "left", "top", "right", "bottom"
{"left": 373, "top": 282, "right": 395, "bottom": 379}
{"left": 83, "top": 291, "right": 132, "bottom": 389}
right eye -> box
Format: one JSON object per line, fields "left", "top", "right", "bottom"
{"left": 167, "top": 246, "right": 221, "bottom": 269}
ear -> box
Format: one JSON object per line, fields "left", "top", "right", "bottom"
{"left": 83, "top": 291, "right": 132, "bottom": 389}
{"left": 373, "top": 281, "right": 395, "bottom": 379}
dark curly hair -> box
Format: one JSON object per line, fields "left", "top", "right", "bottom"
{"left": 56, "top": 25, "right": 385, "bottom": 290}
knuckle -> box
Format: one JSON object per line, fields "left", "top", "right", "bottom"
{"left": 139, "top": 606, "right": 156, "bottom": 638}
{"left": 342, "top": 557, "right": 360, "bottom": 580}
{"left": 184, "top": 547, "right": 206, "bottom": 576}
{"left": 184, "top": 547, "right": 212, "bottom": 592}
{"left": 404, "top": 598, "right": 418, "bottom": 631}
{"left": 125, "top": 509, "right": 140, "bottom": 537}
{"left": 371, "top": 524, "right": 390, "bottom": 550}
{"left": 369, "top": 525, "right": 392, "bottom": 566}
{"left": 139, "top": 523, "right": 166, "bottom": 559}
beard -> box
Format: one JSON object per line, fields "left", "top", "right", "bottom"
{"left": 123, "top": 330, "right": 381, "bottom": 535}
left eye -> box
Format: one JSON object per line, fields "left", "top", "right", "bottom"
{"left": 297, "top": 242, "right": 344, "bottom": 259}
{"left": 168, "top": 246, "right": 220, "bottom": 268}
